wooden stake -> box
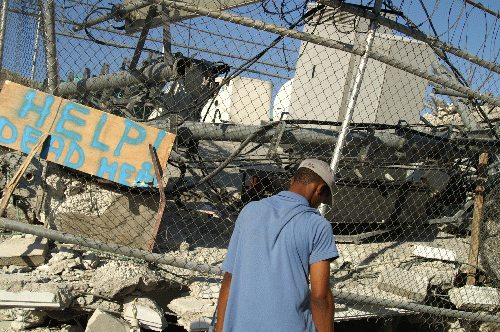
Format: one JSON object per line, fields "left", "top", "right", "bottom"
{"left": 0, "top": 133, "right": 49, "bottom": 217}
{"left": 148, "top": 144, "right": 166, "bottom": 253}
{"left": 467, "top": 152, "right": 488, "bottom": 285}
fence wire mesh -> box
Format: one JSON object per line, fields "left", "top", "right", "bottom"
{"left": 0, "top": 0, "right": 500, "bottom": 331}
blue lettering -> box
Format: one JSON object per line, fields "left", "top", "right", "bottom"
{"left": 54, "top": 102, "right": 89, "bottom": 141}
{"left": 18, "top": 90, "right": 53, "bottom": 127}
{"left": 114, "top": 119, "right": 146, "bottom": 156}
{"left": 63, "top": 141, "right": 85, "bottom": 169}
{"left": 21, "top": 126, "right": 42, "bottom": 154}
{"left": 118, "top": 163, "right": 136, "bottom": 186}
{"left": 153, "top": 131, "right": 166, "bottom": 151}
{"left": 91, "top": 113, "right": 109, "bottom": 151}
{"left": 0, "top": 117, "right": 18, "bottom": 144}
{"left": 96, "top": 157, "right": 118, "bottom": 181}
{"left": 135, "top": 162, "right": 156, "bottom": 187}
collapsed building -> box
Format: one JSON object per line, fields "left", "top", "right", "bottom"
{"left": 0, "top": 0, "right": 500, "bottom": 331}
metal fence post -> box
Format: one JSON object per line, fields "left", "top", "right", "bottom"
{"left": 43, "top": 0, "right": 59, "bottom": 94}
{"left": 319, "top": 0, "right": 383, "bottom": 216}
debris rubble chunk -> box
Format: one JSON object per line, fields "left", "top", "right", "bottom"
{"left": 377, "top": 265, "right": 429, "bottom": 302}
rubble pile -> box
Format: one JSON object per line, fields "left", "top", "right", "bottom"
{"left": 0, "top": 233, "right": 229, "bottom": 332}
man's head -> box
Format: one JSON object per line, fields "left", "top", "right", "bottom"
{"left": 289, "top": 159, "right": 335, "bottom": 208}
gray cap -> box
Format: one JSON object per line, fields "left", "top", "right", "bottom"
{"left": 298, "top": 158, "right": 335, "bottom": 205}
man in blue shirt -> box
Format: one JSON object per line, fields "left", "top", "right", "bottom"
{"left": 216, "top": 159, "right": 338, "bottom": 332}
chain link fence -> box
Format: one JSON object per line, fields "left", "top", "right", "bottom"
{"left": 0, "top": 0, "right": 500, "bottom": 331}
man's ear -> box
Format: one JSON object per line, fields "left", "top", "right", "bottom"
{"left": 290, "top": 177, "right": 295, "bottom": 186}
{"left": 315, "top": 182, "right": 325, "bottom": 195}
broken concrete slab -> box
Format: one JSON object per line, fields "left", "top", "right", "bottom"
{"left": 9, "top": 309, "right": 47, "bottom": 330}
{"left": 123, "top": 296, "right": 167, "bottom": 331}
{"left": 85, "top": 309, "right": 130, "bottom": 332}
{"left": 377, "top": 266, "right": 429, "bottom": 302}
{"left": 449, "top": 285, "right": 500, "bottom": 311}
{"left": 0, "top": 283, "right": 73, "bottom": 309}
{"left": 168, "top": 295, "right": 217, "bottom": 331}
{"left": 413, "top": 245, "right": 457, "bottom": 262}
{"left": 0, "top": 236, "right": 48, "bottom": 266}
{"left": 89, "top": 260, "right": 166, "bottom": 299}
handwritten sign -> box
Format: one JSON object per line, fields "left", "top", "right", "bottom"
{"left": 0, "top": 81, "right": 176, "bottom": 187}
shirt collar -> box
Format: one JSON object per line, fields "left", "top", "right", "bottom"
{"left": 277, "top": 191, "right": 310, "bottom": 206}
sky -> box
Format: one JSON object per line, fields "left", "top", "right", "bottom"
{"left": 1, "top": 0, "right": 499, "bottom": 121}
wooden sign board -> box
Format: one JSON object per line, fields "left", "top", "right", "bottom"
{"left": 0, "top": 81, "right": 176, "bottom": 187}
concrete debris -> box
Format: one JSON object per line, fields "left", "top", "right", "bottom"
{"left": 189, "top": 278, "right": 221, "bottom": 300}
{"left": 9, "top": 309, "right": 47, "bottom": 330}
{"left": 81, "top": 252, "right": 100, "bottom": 270}
{"left": 0, "top": 236, "right": 48, "bottom": 267}
{"left": 167, "top": 296, "right": 216, "bottom": 331}
{"left": 413, "top": 245, "right": 457, "bottom": 262}
{"left": 0, "top": 282, "right": 73, "bottom": 309}
{"left": 429, "top": 270, "right": 458, "bottom": 289}
{"left": 89, "top": 260, "right": 168, "bottom": 299}
{"left": 377, "top": 265, "right": 429, "bottom": 302}
{"left": 123, "top": 296, "right": 168, "bottom": 331}
{"left": 449, "top": 286, "right": 500, "bottom": 312}
{"left": 85, "top": 309, "right": 130, "bottom": 332}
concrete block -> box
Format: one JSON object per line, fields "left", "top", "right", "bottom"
{"left": 413, "top": 245, "right": 457, "bottom": 262}
{"left": 0, "top": 236, "right": 48, "bottom": 266}
{"left": 377, "top": 266, "right": 429, "bottom": 302}
{"left": 85, "top": 309, "right": 130, "bottom": 332}
{"left": 168, "top": 296, "right": 216, "bottom": 317}
{"left": 123, "top": 297, "right": 167, "bottom": 331}
{"left": 449, "top": 286, "right": 500, "bottom": 311}
{"left": 0, "top": 283, "right": 73, "bottom": 309}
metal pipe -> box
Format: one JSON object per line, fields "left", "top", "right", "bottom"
{"left": 173, "top": 122, "right": 448, "bottom": 152}
{"left": 332, "top": 289, "right": 500, "bottom": 323}
{"left": 432, "top": 87, "right": 470, "bottom": 99}
{"left": 432, "top": 61, "right": 480, "bottom": 131}
{"left": 150, "top": 0, "right": 500, "bottom": 108}
{"left": 320, "top": 0, "right": 383, "bottom": 216}
{"left": 317, "top": 0, "right": 500, "bottom": 76}
{"left": 30, "top": 6, "right": 42, "bottom": 81}
{"left": 0, "top": 217, "right": 223, "bottom": 276}
{"left": 73, "top": 0, "right": 151, "bottom": 32}
{"left": 43, "top": 0, "right": 59, "bottom": 94}
{"left": 57, "top": 59, "right": 184, "bottom": 95}
{"left": 0, "top": 0, "right": 9, "bottom": 72}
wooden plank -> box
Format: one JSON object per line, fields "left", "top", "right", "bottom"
{"left": 467, "top": 152, "right": 488, "bottom": 286}
{"left": 0, "top": 81, "right": 175, "bottom": 187}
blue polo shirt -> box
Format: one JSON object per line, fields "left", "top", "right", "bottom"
{"left": 221, "top": 191, "right": 338, "bottom": 332}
